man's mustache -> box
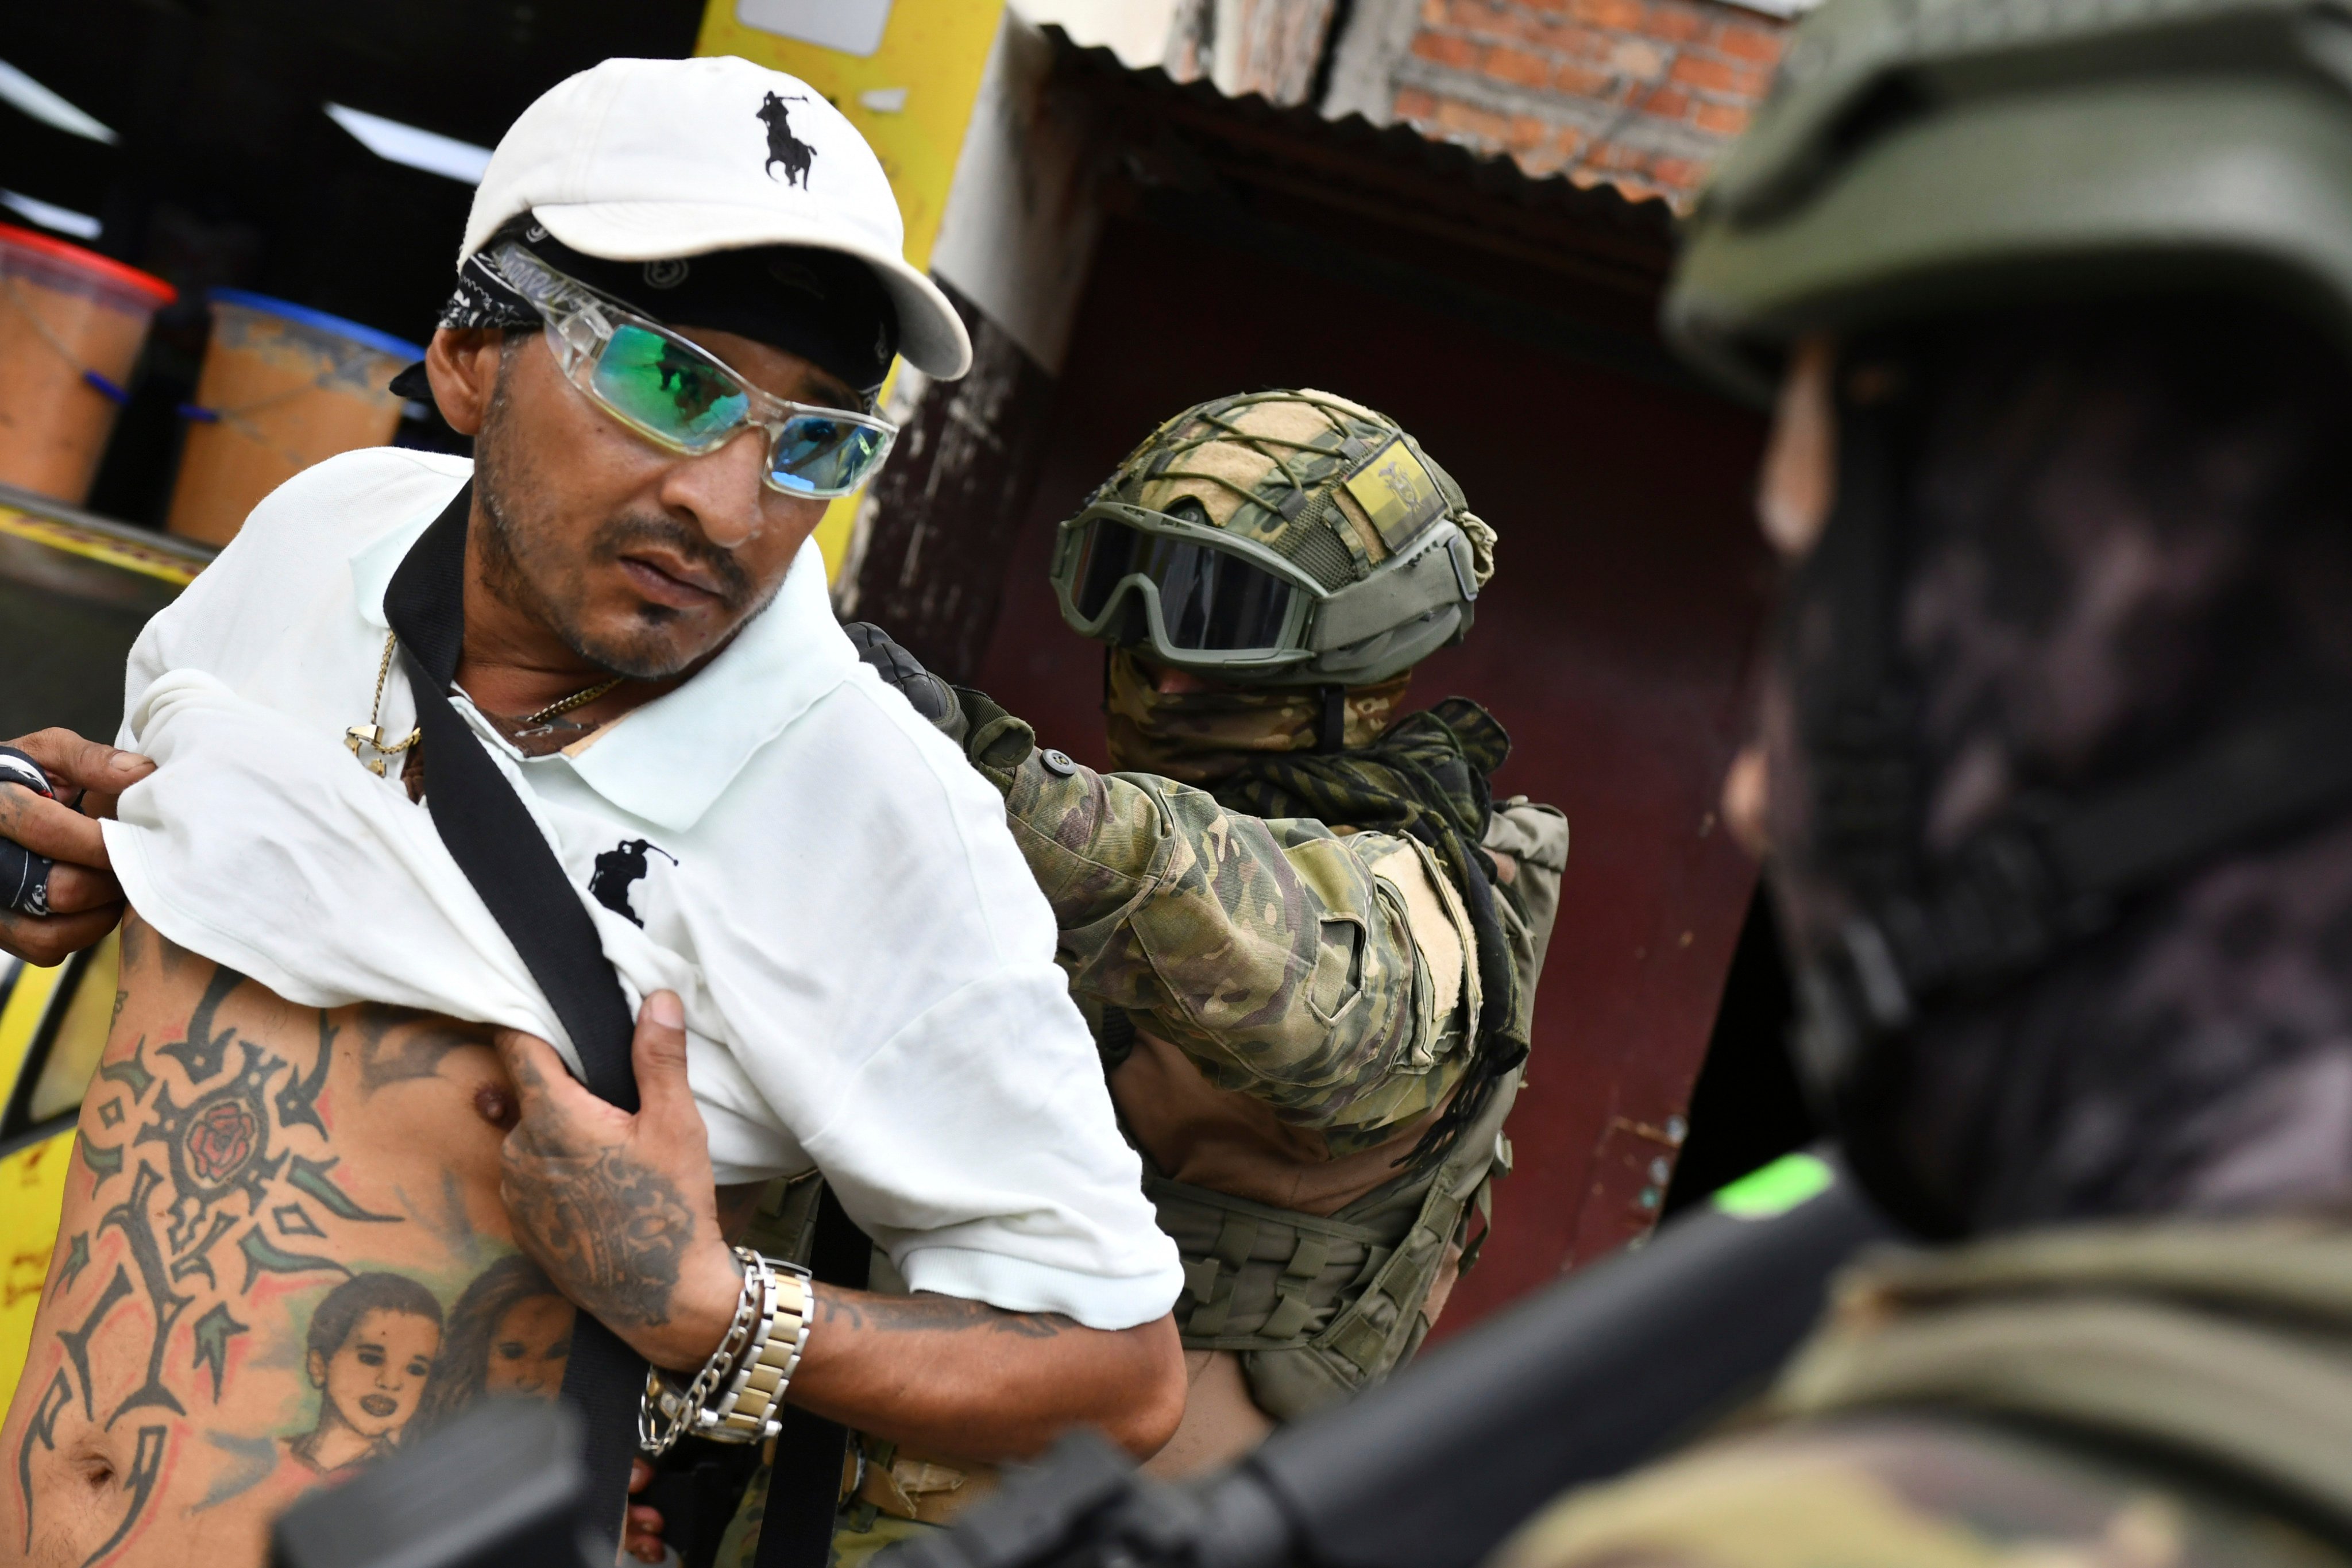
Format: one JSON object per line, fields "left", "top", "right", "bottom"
{"left": 593, "top": 515, "right": 756, "bottom": 609}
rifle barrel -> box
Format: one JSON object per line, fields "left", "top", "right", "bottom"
{"left": 1237, "top": 1153, "right": 1895, "bottom": 1568}
{"left": 887, "top": 1153, "right": 1895, "bottom": 1568}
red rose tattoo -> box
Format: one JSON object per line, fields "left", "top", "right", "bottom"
{"left": 187, "top": 1099, "right": 258, "bottom": 1184}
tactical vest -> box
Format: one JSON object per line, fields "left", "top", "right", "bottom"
{"left": 1771, "top": 1219, "right": 2352, "bottom": 1536}
{"left": 1115, "top": 778, "right": 1557, "bottom": 1421}
{"left": 1092, "top": 693, "right": 1556, "bottom": 1419}
{"left": 1138, "top": 1060, "right": 1521, "bottom": 1419}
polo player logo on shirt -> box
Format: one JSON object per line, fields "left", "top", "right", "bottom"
{"left": 589, "top": 839, "right": 677, "bottom": 928}
{"left": 757, "top": 92, "right": 816, "bottom": 188}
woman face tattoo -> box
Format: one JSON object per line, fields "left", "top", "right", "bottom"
{"left": 484, "top": 1294, "right": 571, "bottom": 1397}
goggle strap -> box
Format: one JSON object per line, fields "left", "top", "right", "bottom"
{"left": 1317, "top": 685, "right": 1345, "bottom": 752}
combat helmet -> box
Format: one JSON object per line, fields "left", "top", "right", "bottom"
{"left": 1049, "top": 390, "right": 1496, "bottom": 686}
{"left": 1667, "top": 0, "right": 2352, "bottom": 402}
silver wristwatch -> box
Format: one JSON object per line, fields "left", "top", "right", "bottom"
{"left": 640, "top": 1248, "right": 815, "bottom": 1452}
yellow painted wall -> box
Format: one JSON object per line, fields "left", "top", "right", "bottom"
{"left": 693, "top": 0, "right": 1006, "bottom": 582}
{"left": 25, "top": 932, "right": 119, "bottom": 1125}
{"left": 0, "top": 947, "right": 90, "bottom": 1411}
{"left": 0, "top": 1129, "right": 75, "bottom": 1404}
{"left": 0, "top": 956, "right": 65, "bottom": 1109}
{"left": 0, "top": 511, "right": 190, "bottom": 1413}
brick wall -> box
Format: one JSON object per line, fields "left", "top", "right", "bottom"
{"left": 1384, "top": 0, "right": 1787, "bottom": 205}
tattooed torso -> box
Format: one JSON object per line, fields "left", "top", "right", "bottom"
{"left": 0, "top": 913, "right": 573, "bottom": 1567}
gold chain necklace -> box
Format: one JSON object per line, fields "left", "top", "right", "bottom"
{"left": 517, "top": 674, "right": 625, "bottom": 725}
{"left": 347, "top": 631, "right": 623, "bottom": 777}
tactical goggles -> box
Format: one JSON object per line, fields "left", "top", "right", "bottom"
{"left": 1053, "top": 504, "right": 1320, "bottom": 670}
{"left": 1052, "top": 503, "right": 1484, "bottom": 674}
{"left": 486, "top": 242, "right": 897, "bottom": 501}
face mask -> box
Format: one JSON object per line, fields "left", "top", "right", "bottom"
{"left": 1101, "top": 648, "right": 1409, "bottom": 783}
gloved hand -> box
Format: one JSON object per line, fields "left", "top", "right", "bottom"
{"left": 950, "top": 685, "right": 1038, "bottom": 775}
{"left": 840, "top": 623, "right": 1043, "bottom": 783}
{"left": 843, "top": 621, "right": 967, "bottom": 744}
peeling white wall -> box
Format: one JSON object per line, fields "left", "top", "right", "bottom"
{"left": 1010, "top": 0, "right": 1183, "bottom": 68}
{"left": 930, "top": 8, "right": 1110, "bottom": 373}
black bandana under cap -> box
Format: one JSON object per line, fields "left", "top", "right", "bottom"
{"left": 432, "top": 217, "right": 899, "bottom": 401}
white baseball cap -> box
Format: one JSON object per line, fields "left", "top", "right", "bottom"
{"left": 463, "top": 56, "right": 972, "bottom": 380}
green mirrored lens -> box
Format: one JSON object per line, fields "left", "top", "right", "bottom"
{"left": 592, "top": 323, "right": 749, "bottom": 447}
{"left": 768, "top": 415, "right": 888, "bottom": 495}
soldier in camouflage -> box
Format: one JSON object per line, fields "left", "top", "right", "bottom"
{"left": 693, "top": 391, "right": 1566, "bottom": 1567}
{"left": 943, "top": 392, "right": 1568, "bottom": 1451}
{"left": 1488, "top": 1, "right": 2352, "bottom": 1564}
{"left": 949, "top": 391, "right": 1565, "bottom": 1451}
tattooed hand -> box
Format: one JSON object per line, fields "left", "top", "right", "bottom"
{"left": 493, "top": 991, "right": 744, "bottom": 1372}
{"left": 501, "top": 997, "right": 1188, "bottom": 1465}
{"left": 0, "top": 728, "right": 151, "bottom": 966}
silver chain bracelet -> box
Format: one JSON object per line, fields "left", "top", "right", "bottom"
{"left": 639, "top": 1246, "right": 814, "bottom": 1453}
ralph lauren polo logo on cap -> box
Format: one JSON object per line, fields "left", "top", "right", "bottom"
{"left": 757, "top": 92, "right": 817, "bottom": 188}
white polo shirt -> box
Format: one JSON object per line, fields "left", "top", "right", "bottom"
{"left": 104, "top": 446, "right": 1181, "bottom": 1330}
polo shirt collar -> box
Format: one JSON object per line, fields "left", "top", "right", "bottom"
{"left": 349, "top": 499, "right": 855, "bottom": 834}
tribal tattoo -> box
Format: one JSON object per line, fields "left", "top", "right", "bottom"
{"left": 75, "top": 1427, "right": 166, "bottom": 1568}
{"left": 8, "top": 934, "right": 579, "bottom": 1566}
{"left": 350, "top": 1007, "right": 495, "bottom": 1096}
{"left": 15, "top": 1372, "right": 69, "bottom": 1551}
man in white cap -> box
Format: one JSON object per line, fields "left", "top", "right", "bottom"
{"left": 0, "top": 56, "right": 1184, "bottom": 1568}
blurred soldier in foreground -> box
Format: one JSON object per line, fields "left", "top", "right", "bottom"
{"left": 695, "top": 392, "right": 1566, "bottom": 1566}
{"left": 1495, "top": 0, "right": 2352, "bottom": 1563}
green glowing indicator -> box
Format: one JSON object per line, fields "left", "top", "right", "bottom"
{"left": 1711, "top": 1152, "right": 1834, "bottom": 1220}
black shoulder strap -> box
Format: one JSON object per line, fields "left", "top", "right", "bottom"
{"left": 384, "top": 488, "right": 640, "bottom": 1106}
{"left": 756, "top": 1184, "right": 870, "bottom": 1568}
{"left": 383, "top": 484, "right": 646, "bottom": 1548}
{"left": 387, "top": 484, "right": 867, "bottom": 1568}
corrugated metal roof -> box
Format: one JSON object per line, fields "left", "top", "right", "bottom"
{"left": 1042, "top": 24, "right": 1681, "bottom": 273}
{"left": 1042, "top": 25, "right": 1693, "bottom": 387}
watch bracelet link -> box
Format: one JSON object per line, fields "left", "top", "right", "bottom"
{"left": 640, "top": 1247, "right": 814, "bottom": 1449}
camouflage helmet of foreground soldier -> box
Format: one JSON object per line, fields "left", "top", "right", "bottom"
{"left": 1051, "top": 389, "right": 1498, "bottom": 692}
{"left": 1667, "top": 0, "right": 2352, "bottom": 1232}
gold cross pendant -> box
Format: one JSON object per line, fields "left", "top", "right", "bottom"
{"left": 345, "top": 724, "right": 406, "bottom": 778}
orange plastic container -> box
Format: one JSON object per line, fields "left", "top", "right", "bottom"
{"left": 0, "top": 222, "right": 175, "bottom": 505}
{"left": 165, "top": 292, "right": 422, "bottom": 546}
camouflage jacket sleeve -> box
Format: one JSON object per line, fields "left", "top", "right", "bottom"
{"left": 963, "top": 707, "right": 1481, "bottom": 1146}
{"left": 1485, "top": 795, "right": 1569, "bottom": 1044}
